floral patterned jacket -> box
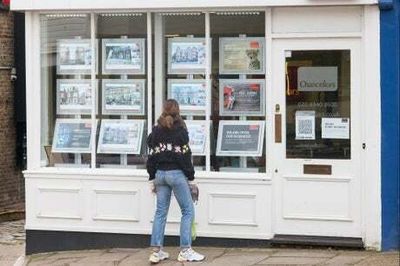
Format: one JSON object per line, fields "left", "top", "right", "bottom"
{"left": 146, "top": 124, "right": 195, "bottom": 181}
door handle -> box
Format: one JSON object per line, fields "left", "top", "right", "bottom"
{"left": 275, "top": 114, "right": 282, "bottom": 143}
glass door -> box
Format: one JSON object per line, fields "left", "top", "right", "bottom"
{"left": 272, "top": 39, "right": 362, "bottom": 237}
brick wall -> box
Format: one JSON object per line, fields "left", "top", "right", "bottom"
{"left": 0, "top": 11, "right": 25, "bottom": 213}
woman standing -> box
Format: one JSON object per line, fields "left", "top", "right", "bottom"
{"left": 147, "top": 99, "right": 205, "bottom": 263}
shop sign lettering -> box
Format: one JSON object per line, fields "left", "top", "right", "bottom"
{"left": 298, "top": 66, "right": 338, "bottom": 92}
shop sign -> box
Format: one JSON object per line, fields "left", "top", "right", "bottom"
{"left": 321, "top": 117, "right": 350, "bottom": 139}
{"left": 298, "top": 66, "right": 338, "bottom": 92}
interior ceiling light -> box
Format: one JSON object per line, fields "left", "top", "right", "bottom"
{"left": 100, "top": 13, "right": 143, "bottom": 17}
{"left": 46, "top": 14, "right": 88, "bottom": 18}
{"left": 215, "top": 11, "right": 260, "bottom": 16}
{"left": 161, "top": 12, "right": 202, "bottom": 16}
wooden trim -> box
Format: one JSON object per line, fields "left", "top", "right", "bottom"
{"left": 275, "top": 114, "right": 282, "bottom": 143}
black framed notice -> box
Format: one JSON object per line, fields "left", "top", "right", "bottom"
{"left": 216, "top": 120, "right": 265, "bottom": 157}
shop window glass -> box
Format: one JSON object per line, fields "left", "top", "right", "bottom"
{"left": 40, "top": 12, "right": 269, "bottom": 172}
{"left": 40, "top": 14, "right": 93, "bottom": 167}
{"left": 95, "top": 13, "right": 149, "bottom": 168}
{"left": 285, "top": 50, "right": 351, "bottom": 159}
{"left": 210, "top": 12, "right": 266, "bottom": 173}
{"left": 159, "top": 13, "right": 207, "bottom": 171}
{"left": 40, "top": 13, "right": 150, "bottom": 168}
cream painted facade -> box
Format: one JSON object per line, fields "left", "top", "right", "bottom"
{"left": 13, "top": 0, "right": 382, "bottom": 250}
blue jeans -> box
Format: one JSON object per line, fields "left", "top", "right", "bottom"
{"left": 150, "top": 170, "right": 194, "bottom": 248}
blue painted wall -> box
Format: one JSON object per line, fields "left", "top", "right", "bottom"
{"left": 380, "top": 0, "right": 400, "bottom": 251}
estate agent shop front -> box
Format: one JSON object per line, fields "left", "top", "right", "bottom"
{"left": 11, "top": 0, "right": 387, "bottom": 254}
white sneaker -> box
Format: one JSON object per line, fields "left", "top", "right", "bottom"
{"left": 149, "top": 249, "right": 169, "bottom": 264}
{"left": 177, "top": 248, "right": 205, "bottom": 262}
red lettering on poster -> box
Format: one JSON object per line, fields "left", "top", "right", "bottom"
{"left": 250, "top": 41, "right": 260, "bottom": 49}
{"left": 249, "top": 84, "right": 260, "bottom": 91}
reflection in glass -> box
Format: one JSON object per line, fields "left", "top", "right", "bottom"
{"left": 211, "top": 12, "right": 266, "bottom": 172}
{"left": 40, "top": 14, "right": 92, "bottom": 167}
{"left": 285, "top": 50, "right": 351, "bottom": 159}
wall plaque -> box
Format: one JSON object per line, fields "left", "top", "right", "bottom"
{"left": 303, "top": 164, "right": 332, "bottom": 175}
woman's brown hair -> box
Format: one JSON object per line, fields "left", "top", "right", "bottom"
{"left": 157, "top": 99, "right": 186, "bottom": 129}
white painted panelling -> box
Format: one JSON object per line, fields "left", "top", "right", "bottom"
{"left": 37, "top": 187, "right": 82, "bottom": 220}
{"left": 194, "top": 182, "right": 272, "bottom": 239}
{"left": 24, "top": 172, "right": 272, "bottom": 239}
{"left": 93, "top": 189, "right": 140, "bottom": 222}
{"left": 362, "top": 6, "right": 381, "bottom": 250}
{"left": 11, "top": 0, "right": 378, "bottom": 11}
{"left": 282, "top": 177, "right": 352, "bottom": 221}
{"left": 272, "top": 7, "right": 362, "bottom": 34}
{"left": 208, "top": 193, "right": 257, "bottom": 226}
{"left": 87, "top": 181, "right": 153, "bottom": 233}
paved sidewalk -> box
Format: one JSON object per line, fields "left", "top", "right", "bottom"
{"left": 0, "top": 220, "right": 25, "bottom": 245}
{"left": 0, "top": 220, "right": 25, "bottom": 265}
{"left": 1, "top": 220, "right": 399, "bottom": 266}
{"left": 12, "top": 247, "right": 400, "bottom": 266}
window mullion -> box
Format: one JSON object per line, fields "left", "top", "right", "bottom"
{"left": 205, "top": 11, "right": 211, "bottom": 172}
{"left": 147, "top": 12, "right": 153, "bottom": 134}
{"left": 90, "top": 12, "right": 96, "bottom": 169}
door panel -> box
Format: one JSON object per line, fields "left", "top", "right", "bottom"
{"left": 272, "top": 39, "right": 361, "bottom": 237}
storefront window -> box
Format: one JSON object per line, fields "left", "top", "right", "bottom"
{"left": 96, "top": 13, "right": 148, "bottom": 168}
{"left": 40, "top": 14, "right": 93, "bottom": 167}
{"left": 159, "top": 13, "right": 207, "bottom": 171}
{"left": 40, "top": 13, "right": 149, "bottom": 168}
{"left": 285, "top": 50, "right": 351, "bottom": 159}
{"left": 40, "top": 11, "right": 268, "bottom": 173}
{"left": 210, "top": 12, "right": 266, "bottom": 172}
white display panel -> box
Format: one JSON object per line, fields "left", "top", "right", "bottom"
{"left": 102, "top": 38, "right": 145, "bottom": 75}
{"left": 219, "top": 37, "right": 265, "bottom": 75}
{"left": 167, "top": 37, "right": 207, "bottom": 74}
{"left": 219, "top": 79, "right": 265, "bottom": 116}
{"left": 101, "top": 79, "right": 146, "bottom": 115}
{"left": 57, "top": 39, "right": 97, "bottom": 75}
{"left": 168, "top": 79, "right": 206, "bottom": 115}
{"left": 56, "top": 79, "right": 98, "bottom": 115}
{"left": 52, "top": 119, "right": 98, "bottom": 153}
{"left": 97, "top": 119, "right": 145, "bottom": 154}
{"left": 185, "top": 120, "right": 208, "bottom": 156}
